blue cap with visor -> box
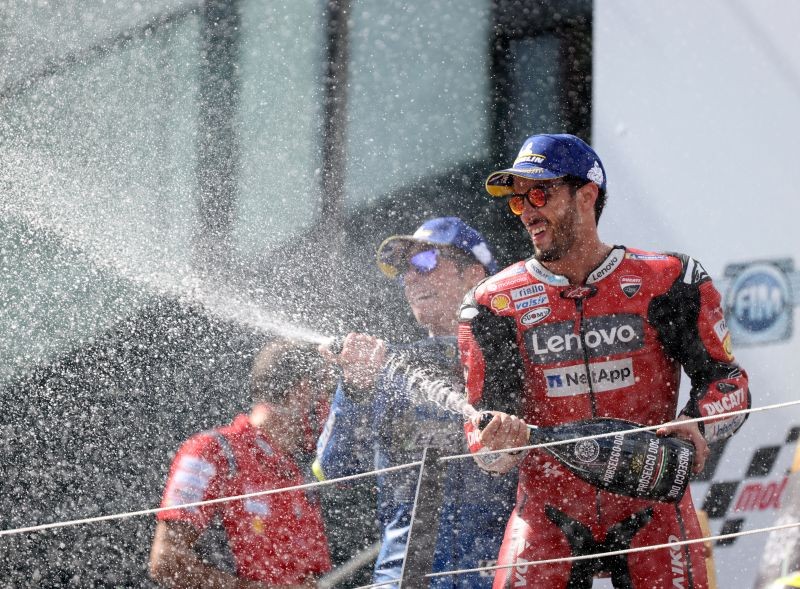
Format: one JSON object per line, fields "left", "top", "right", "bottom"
{"left": 377, "top": 217, "right": 498, "bottom": 279}
{"left": 485, "top": 133, "right": 606, "bottom": 197}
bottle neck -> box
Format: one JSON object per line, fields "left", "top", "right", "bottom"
{"left": 527, "top": 424, "right": 542, "bottom": 444}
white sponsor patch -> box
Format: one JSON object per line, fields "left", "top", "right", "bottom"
{"left": 459, "top": 306, "right": 479, "bottom": 320}
{"left": 543, "top": 358, "right": 635, "bottom": 397}
{"left": 510, "top": 283, "right": 546, "bottom": 301}
{"left": 705, "top": 415, "right": 746, "bottom": 442}
{"left": 625, "top": 252, "right": 668, "bottom": 261}
{"left": 244, "top": 498, "right": 271, "bottom": 516}
{"left": 173, "top": 470, "right": 213, "bottom": 490}
{"left": 713, "top": 317, "right": 729, "bottom": 342}
{"left": 164, "top": 455, "right": 217, "bottom": 510}
{"left": 165, "top": 486, "right": 205, "bottom": 509}
{"left": 683, "top": 256, "right": 709, "bottom": 284}
{"left": 587, "top": 248, "right": 624, "bottom": 283}
{"left": 514, "top": 294, "right": 549, "bottom": 311}
{"left": 525, "top": 259, "right": 570, "bottom": 286}
{"left": 178, "top": 455, "right": 217, "bottom": 478}
{"left": 520, "top": 307, "right": 551, "bottom": 326}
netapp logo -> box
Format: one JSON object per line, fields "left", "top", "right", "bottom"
{"left": 543, "top": 358, "right": 635, "bottom": 397}
{"left": 524, "top": 315, "right": 645, "bottom": 364}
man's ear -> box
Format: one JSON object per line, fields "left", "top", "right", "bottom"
{"left": 577, "top": 182, "right": 599, "bottom": 222}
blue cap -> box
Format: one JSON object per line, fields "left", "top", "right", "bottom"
{"left": 376, "top": 217, "right": 498, "bottom": 279}
{"left": 485, "top": 133, "right": 606, "bottom": 197}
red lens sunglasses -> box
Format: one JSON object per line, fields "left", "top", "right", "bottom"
{"left": 507, "top": 180, "right": 569, "bottom": 216}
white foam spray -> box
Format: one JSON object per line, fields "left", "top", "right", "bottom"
{"left": 384, "top": 353, "right": 478, "bottom": 419}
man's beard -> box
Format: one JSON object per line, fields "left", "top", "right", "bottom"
{"left": 533, "top": 204, "right": 579, "bottom": 263}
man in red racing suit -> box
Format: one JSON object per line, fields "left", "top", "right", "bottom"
{"left": 459, "top": 134, "right": 751, "bottom": 589}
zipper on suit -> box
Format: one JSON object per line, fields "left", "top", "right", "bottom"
{"left": 575, "top": 295, "right": 605, "bottom": 526}
{"left": 574, "top": 296, "right": 597, "bottom": 417}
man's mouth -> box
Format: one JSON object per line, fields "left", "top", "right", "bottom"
{"left": 410, "top": 293, "right": 435, "bottom": 305}
{"left": 527, "top": 221, "right": 548, "bottom": 238}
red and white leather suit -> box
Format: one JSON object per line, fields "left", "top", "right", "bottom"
{"left": 459, "top": 246, "right": 750, "bottom": 589}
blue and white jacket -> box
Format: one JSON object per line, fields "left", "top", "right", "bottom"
{"left": 315, "top": 336, "right": 517, "bottom": 588}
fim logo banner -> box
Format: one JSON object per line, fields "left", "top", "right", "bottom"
{"left": 719, "top": 258, "right": 797, "bottom": 346}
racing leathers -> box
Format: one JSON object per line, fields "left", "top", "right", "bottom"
{"left": 459, "top": 246, "right": 751, "bottom": 589}
{"left": 315, "top": 336, "right": 517, "bottom": 588}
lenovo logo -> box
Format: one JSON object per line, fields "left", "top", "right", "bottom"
{"left": 524, "top": 315, "right": 645, "bottom": 364}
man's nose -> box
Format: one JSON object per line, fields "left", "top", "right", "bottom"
{"left": 520, "top": 198, "right": 537, "bottom": 222}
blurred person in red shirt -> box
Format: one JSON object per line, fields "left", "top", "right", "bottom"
{"left": 150, "top": 340, "right": 332, "bottom": 588}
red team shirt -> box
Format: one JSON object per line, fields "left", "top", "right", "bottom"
{"left": 158, "top": 414, "right": 331, "bottom": 585}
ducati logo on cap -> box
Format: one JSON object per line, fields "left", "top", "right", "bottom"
{"left": 620, "top": 275, "right": 642, "bottom": 298}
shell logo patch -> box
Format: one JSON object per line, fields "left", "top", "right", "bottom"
{"left": 491, "top": 294, "right": 511, "bottom": 312}
{"left": 723, "top": 334, "right": 734, "bottom": 360}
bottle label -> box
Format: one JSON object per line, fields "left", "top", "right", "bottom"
{"left": 664, "top": 445, "right": 694, "bottom": 500}
{"left": 600, "top": 433, "right": 626, "bottom": 484}
{"left": 540, "top": 419, "right": 695, "bottom": 503}
{"left": 573, "top": 440, "right": 601, "bottom": 463}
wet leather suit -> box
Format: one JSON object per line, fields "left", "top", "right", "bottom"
{"left": 459, "top": 247, "right": 751, "bottom": 589}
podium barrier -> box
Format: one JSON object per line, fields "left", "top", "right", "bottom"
{"left": 696, "top": 509, "right": 718, "bottom": 589}
{"left": 754, "top": 439, "right": 800, "bottom": 588}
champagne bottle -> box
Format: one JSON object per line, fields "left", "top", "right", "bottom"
{"left": 478, "top": 414, "right": 695, "bottom": 503}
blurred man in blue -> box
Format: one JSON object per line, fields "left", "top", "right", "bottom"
{"left": 315, "top": 217, "right": 517, "bottom": 588}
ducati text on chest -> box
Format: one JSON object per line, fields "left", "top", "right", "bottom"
{"left": 523, "top": 315, "right": 646, "bottom": 364}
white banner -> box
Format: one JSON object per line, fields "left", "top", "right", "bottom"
{"left": 595, "top": 3, "right": 800, "bottom": 587}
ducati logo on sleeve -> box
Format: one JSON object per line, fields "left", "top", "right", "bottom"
{"left": 619, "top": 275, "right": 642, "bottom": 298}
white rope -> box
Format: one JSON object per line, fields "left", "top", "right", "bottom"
{"left": 351, "top": 581, "right": 398, "bottom": 589}
{"left": 0, "top": 460, "right": 422, "bottom": 537}
{"left": 2, "top": 399, "right": 797, "bottom": 538}
{"left": 425, "top": 519, "right": 800, "bottom": 579}
{"left": 318, "top": 541, "right": 382, "bottom": 589}
{"left": 439, "top": 398, "right": 800, "bottom": 462}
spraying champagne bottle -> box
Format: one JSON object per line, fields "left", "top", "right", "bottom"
{"left": 478, "top": 413, "right": 695, "bottom": 503}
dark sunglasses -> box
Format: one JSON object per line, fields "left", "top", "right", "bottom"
{"left": 507, "top": 180, "right": 570, "bottom": 216}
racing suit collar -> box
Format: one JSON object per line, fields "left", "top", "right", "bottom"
{"left": 524, "top": 246, "right": 626, "bottom": 286}
{"left": 586, "top": 246, "right": 626, "bottom": 284}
